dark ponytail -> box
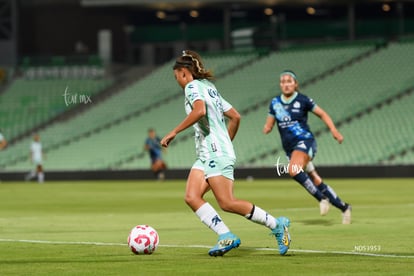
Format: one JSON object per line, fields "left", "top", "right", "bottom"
{"left": 173, "top": 50, "right": 214, "bottom": 80}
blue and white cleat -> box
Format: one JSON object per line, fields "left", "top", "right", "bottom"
{"left": 208, "top": 232, "right": 241, "bottom": 257}
{"left": 271, "top": 217, "right": 291, "bottom": 255}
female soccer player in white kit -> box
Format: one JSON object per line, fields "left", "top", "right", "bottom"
{"left": 161, "top": 50, "right": 291, "bottom": 256}
{"left": 26, "top": 133, "right": 44, "bottom": 183}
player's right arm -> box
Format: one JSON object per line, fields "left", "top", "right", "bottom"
{"left": 263, "top": 115, "right": 276, "bottom": 134}
{"left": 144, "top": 141, "right": 150, "bottom": 151}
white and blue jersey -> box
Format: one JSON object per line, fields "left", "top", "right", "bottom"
{"left": 184, "top": 79, "right": 235, "bottom": 162}
{"left": 268, "top": 92, "right": 316, "bottom": 156}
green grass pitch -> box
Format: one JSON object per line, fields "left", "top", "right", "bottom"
{"left": 0, "top": 178, "right": 413, "bottom": 275}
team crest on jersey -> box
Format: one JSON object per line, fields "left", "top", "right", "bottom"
{"left": 282, "top": 116, "right": 290, "bottom": 122}
{"left": 189, "top": 91, "right": 199, "bottom": 102}
{"left": 293, "top": 101, "right": 301, "bottom": 108}
{"left": 208, "top": 88, "right": 218, "bottom": 98}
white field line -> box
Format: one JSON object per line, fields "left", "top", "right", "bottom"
{"left": 0, "top": 238, "right": 413, "bottom": 259}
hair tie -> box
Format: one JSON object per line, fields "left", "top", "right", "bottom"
{"left": 181, "top": 50, "right": 204, "bottom": 74}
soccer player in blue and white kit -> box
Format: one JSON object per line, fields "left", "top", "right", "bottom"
{"left": 161, "top": 50, "right": 291, "bottom": 256}
{"left": 263, "top": 70, "right": 351, "bottom": 224}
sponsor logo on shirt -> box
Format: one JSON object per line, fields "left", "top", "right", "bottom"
{"left": 293, "top": 101, "right": 301, "bottom": 108}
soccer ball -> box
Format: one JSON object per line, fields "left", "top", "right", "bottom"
{"left": 127, "top": 225, "right": 159, "bottom": 255}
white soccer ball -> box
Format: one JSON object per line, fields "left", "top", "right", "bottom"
{"left": 127, "top": 225, "right": 159, "bottom": 255}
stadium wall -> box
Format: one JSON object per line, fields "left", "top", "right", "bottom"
{"left": 1, "top": 165, "right": 413, "bottom": 182}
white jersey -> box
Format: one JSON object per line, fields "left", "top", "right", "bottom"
{"left": 31, "top": 141, "right": 43, "bottom": 164}
{"left": 184, "top": 79, "right": 235, "bottom": 161}
{"left": 0, "top": 133, "right": 4, "bottom": 142}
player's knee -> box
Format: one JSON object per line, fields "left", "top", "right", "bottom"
{"left": 184, "top": 193, "right": 201, "bottom": 208}
{"left": 217, "top": 200, "right": 235, "bottom": 213}
{"left": 288, "top": 161, "right": 306, "bottom": 177}
{"left": 184, "top": 194, "right": 193, "bottom": 206}
{"left": 288, "top": 167, "right": 298, "bottom": 177}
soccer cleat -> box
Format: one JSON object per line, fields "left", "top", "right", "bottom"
{"left": 342, "top": 205, "right": 352, "bottom": 224}
{"left": 208, "top": 232, "right": 241, "bottom": 257}
{"left": 271, "top": 217, "right": 291, "bottom": 255}
{"left": 320, "top": 198, "right": 330, "bottom": 216}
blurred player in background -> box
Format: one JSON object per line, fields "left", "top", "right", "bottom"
{"left": 0, "top": 129, "right": 7, "bottom": 150}
{"left": 144, "top": 128, "right": 167, "bottom": 180}
{"left": 161, "top": 50, "right": 291, "bottom": 257}
{"left": 263, "top": 70, "right": 351, "bottom": 224}
{"left": 0, "top": 129, "right": 7, "bottom": 182}
{"left": 26, "top": 133, "right": 45, "bottom": 183}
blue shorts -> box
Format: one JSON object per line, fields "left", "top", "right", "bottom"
{"left": 191, "top": 157, "right": 235, "bottom": 181}
{"left": 286, "top": 139, "right": 317, "bottom": 159}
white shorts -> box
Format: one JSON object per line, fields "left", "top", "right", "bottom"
{"left": 191, "top": 157, "right": 235, "bottom": 181}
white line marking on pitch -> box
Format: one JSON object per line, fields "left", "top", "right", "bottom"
{"left": 0, "top": 239, "right": 412, "bottom": 259}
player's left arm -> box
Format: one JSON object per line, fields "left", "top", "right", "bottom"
{"left": 224, "top": 107, "right": 240, "bottom": 141}
{"left": 312, "top": 106, "right": 344, "bottom": 144}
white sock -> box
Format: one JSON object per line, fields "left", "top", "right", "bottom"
{"left": 245, "top": 205, "right": 276, "bottom": 229}
{"left": 195, "top": 202, "right": 230, "bottom": 235}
